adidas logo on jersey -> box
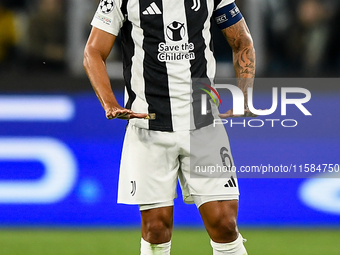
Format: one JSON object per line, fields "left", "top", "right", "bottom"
{"left": 142, "top": 2, "right": 162, "bottom": 15}
{"left": 224, "top": 176, "right": 237, "bottom": 188}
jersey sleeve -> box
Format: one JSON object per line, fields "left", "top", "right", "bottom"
{"left": 214, "top": 0, "right": 235, "bottom": 10}
{"left": 91, "top": 0, "right": 125, "bottom": 36}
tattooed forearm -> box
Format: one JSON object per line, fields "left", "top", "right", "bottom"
{"left": 235, "top": 46, "right": 255, "bottom": 77}
{"left": 240, "top": 63, "right": 255, "bottom": 76}
{"left": 222, "top": 18, "right": 256, "bottom": 104}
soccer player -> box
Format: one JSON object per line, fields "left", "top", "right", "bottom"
{"left": 84, "top": 0, "right": 256, "bottom": 254}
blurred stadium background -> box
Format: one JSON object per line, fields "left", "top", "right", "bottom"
{"left": 0, "top": 0, "right": 340, "bottom": 254}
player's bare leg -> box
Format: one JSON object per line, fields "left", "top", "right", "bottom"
{"left": 199, "top": 200, "right": 238, "bottom": 242}
{"left": 199, "top": 200, "right": 248, "bottom": 255}
{"left": 140, "top": 206, "right": 173, "bottom": 255}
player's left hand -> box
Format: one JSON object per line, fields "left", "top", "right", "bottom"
{"left": 219, "top": 108, "right": 258, "bottom": 119}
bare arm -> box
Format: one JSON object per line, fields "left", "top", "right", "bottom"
{"left": 83, "top": 27, "right": 147, "bottom": 119}
{"left": 219, "top": 18, "right": 256, "bottom": 118}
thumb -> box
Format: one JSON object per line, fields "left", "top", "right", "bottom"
{"left": 219, "top": 109, "right": 233, "bottom": 119}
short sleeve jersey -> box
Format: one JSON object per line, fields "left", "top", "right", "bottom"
{"left": 91, "top": 0, "right": 237, "bottom": 131}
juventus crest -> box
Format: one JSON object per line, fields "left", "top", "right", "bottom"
{"left": 191, "top": 0, "right": 201, "bottom": 11}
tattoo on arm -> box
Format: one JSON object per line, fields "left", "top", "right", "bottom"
{"left": 222, "top": 19, "right": 256, "bottom": 106}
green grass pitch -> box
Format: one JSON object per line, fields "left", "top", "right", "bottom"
{"left": 0, "top": 229, "right": 339, "bottom": 255}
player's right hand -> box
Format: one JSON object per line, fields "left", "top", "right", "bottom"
{"left": 105, "top": 106, "right": 148, "bottom": 120}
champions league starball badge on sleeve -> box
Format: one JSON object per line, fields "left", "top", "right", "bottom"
{"left": 100, "top": 0, "right": 115, "bottom": 14}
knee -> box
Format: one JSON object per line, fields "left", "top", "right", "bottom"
{"left": 206, "top": 216, "right": 238, "bottom": 243}
{"left": 199, "top": 200, "right": 239, "bottom": 242}
{"left": 141, "top": 206, "right": 173, "bottom": 244}
{"left": 212, "top": 217, "right": 238, "bottom": 237}
{"left": 143, "top": 218, "right": 172, "bottom": 243}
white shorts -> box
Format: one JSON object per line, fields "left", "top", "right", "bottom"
{"left": 117, "top": 123, "right": 239, "bottom": 207}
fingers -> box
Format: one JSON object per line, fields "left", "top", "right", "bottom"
{"left": 219, "top": 109, "right": 233, "bottom": 119}
{"left": 219, "top": 109, "right": 243, "bottom": 119}
{"left": 105, "top": 108, "right": 150, "bottom": 120}
{"left": 219, "top": 113, "right": 234, "bottom": 118}
{"left": 219, "top": 109, "right": 258, "bottom": 119}
{"left": 129, "top": 113, "right": 149, "bottom": 119}
{"left": 243, "top": 109, "right": 258, "bottom": 118}
{"left": 106, "top": 108, "right": 132, "bottom": 119}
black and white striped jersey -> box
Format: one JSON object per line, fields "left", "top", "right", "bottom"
{"left": 91, "top": 0, "right": 235, "bottom": 131}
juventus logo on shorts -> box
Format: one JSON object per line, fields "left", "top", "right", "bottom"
{"left": 130, "top": 181, "right": 136, "bottom": 196}
{"left": 191, "top": 0, "right": 201, "bottom": 11}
